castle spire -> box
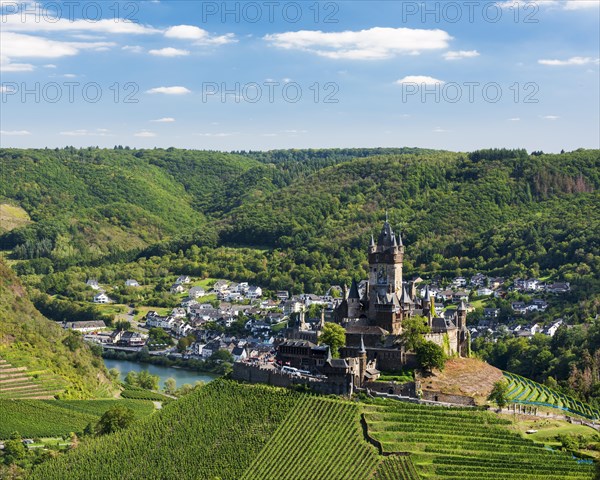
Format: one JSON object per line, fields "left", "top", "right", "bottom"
{"left": 360, "top": 334, "right": 366, "bottom": 354}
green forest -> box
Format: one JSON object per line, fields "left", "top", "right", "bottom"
{"left": 1, "top": 146, "right": 599, "bottom": 404}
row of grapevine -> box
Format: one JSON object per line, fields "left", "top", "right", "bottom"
{"left": 363, "top": 399, "right": 594, "bottom": 480}
{"left": 0, "top": 399, "right": 155, "bottom": 439}
{"left": 120, "top": 389, "right": 172, "bottom": 401}
{"left": 371, "top": 455, "right": 419, "bottom": 480}
{"left": 31, "top": 380, "right": 299, "bottom": 480}
{"left": 241, "top": 396, "right": 380, "bottom": 480}
{"left": 504, "top": 372, "right": 600, "bottom": 419}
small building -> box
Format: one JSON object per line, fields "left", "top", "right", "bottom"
{"left": 189, "top": 286, "right": 206, "bottom": 299}
{"left": 477, "top": 287, "right": 494, "bottom": 297}
{"left": 170, "top": 284, "right": 185, "bottom": 294}
{"left": 246, "top": 286, "right": 263, "bottom": 299}
{"left": 125, "top": 279, "right": 140, "bottom": 287}
{"left": 176, "top": 275, "right": 191, "bottom": 284}
{"left": 93, "top": 292, "right": 111, "bottom": 304}
{"left": 63, "top": 320, "right": 106, "bottom": 332}
{"left": 86, "top": 279, "right": 100, "bottom": 290}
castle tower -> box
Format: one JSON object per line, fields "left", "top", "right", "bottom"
{"left": 367, "top": 219, "right": 404, "bottom": 334}
{"left": 358, "top": 334, "right": 368, "bottom": 387}
{"left": 347, "top": 280, "right": 361, "bottom": 318}
{"left": 456, "top": 300, "right": 467, "bottom": 330}
{"left": 422, "top": 285, "right": 433, "bottom": 328}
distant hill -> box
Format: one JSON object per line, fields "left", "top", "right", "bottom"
{"left": 31, "top": 380, "right": 595, "bottom": 480}
{"left": 0, "top": 259, "right": 115, "bottom": 398}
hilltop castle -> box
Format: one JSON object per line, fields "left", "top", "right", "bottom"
{"left": 334, "top": 219, "right": 469, "bottom": 369}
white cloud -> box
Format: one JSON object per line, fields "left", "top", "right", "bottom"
{"left": 194, "top": 132, "right": 236, "bottom": 137}
{"left": 151, "top": 117, "right": 176, "bottom": 123}
{"left": 508, "top": 117, "right": 521, "bottom": 121}
{"left": 264, "top": 27, "right": 452, "bottom": 60}
{"left": 538, "top": 56, "right": 599, "bottom": 66}
{"left": 122, "top": 45, "right": 143, "bottom": 53}
{"left": 541, "top": 115, "right": 560, "bottom": 120}
{"left": 563, "top": 0, "right": 600, "bottom": 10}
{"left": 2, "top": 15, "right": 159, "bottom": 35}
{"left": 0, "top": 57, "right": 34, "bottom": 72}
{"left": 443, "top": 50, "right": 480, "bottom": 61}
{"left": 146, "top": 86, "right": 191, "bottom": 95}
{"left": 43, "top": 64, "right": 57, "bottom": 68}
{"left": 433, "top": 127, "right": 449, "bottom": 133}
{"left": 283, "top": 129, "right": 308, "bottom": 134}
{"left": 134, "top": 131, "right": 156, "bottom": 138}
{"left": 164, "top": 25, "right": 236, "bottom": 45}
{"left": 395, "top": 75, "right": 445, "bottom": 85}
{"left": 59, "top": 129, "right": 112, "bottom": 136}
{"left": 149, "top": 47, "right": 190, "bottom": 57}
{"left": 0, "top": 130, "right": 31, "bottom": 136}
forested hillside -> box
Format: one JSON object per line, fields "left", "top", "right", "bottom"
{"left": 0, "top": 259, "right": 115, "bottom": 398}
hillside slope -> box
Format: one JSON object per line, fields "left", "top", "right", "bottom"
{"left": 0, "top": 260, "right": 114, "bottom": 398}
{"left": 31, "top": 380, "right": 594, "bottom": 480}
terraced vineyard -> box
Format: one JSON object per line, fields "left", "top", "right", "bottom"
{"left": 363, "top": 398, "right": 594, "bottom": 480}
{"left": 371, "top": 455, "right": 420, "bottom": 480}
{"left": 0, "top": 399, "right": 156, "bottom": 439}
{"left": 504, "top": 372, "right": 600, "bottom": 419}
{"left": 241, "top": 396, "right": 380, "bottom": 480}
{"left": 0, "top": 358, "right": 63, "bottom": 399}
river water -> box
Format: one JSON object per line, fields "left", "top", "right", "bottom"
{"left": 103, "top": 358, "right": 217, "bottom": 388}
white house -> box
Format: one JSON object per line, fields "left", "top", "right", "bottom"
{"left": 176, "top": 275, "right": 191, "bottom": 284}
{"left": 125, "top": 279, "right": 140, "bottom": 287}
{"left": 189, "top": 286, "right": 206, "bottom": 299}
{"left": 545, "top": 320, "right": 564, "bottom": 337}
{"left": 477, "top": 287, "right": 494, "bottom": 297}
{"left": 452, "top": 277, "right": 467, "bottom": 287}
{"left": 246, "top": 286, "right": 262, "bottom": 299}
{"left": 93, "top": 292, "right": 111, "bottom": 304}
{"left": 170, "top": 284, "right": 185, "bottom": 294}
{"left": 86, "top": 279, "right": 100, "bottom": 290}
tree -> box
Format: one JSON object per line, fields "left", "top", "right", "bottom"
{"left": 124, "top": 371, "right": 138, "bottom": 387}
{"left": 399, "top": 315, "right": 430, "bottom": 351}
{"left": 95, "top": 406, "right": 136, "bottom": 435}
{"left": 416, "top": 341, "right": 446, "bottom": 373}
{"left": 318, "top": 322, "right": 346, "bottom": 358}
{"left": 108, "top": 368, "right": 120, "bottom": 382}
{"left": 137, "top": 370, "right": 159, "bottom": 390}
{"left": 488, "top": 379, "right": 510, "bottom": 409}
{"left": 114, "top": 320, "right": 131, "bottom": 331}
{"left": 164, "top": 377, "right": 177, "bottom": 395}
{"left": 2, "top": 439, "right": 26, "bottom": 465}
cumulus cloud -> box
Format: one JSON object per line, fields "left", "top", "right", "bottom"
{"left": 444, "top": 50, "right": 480, "bottom": 60}
{"left": 508, "top": 117, "right": 521, "bottom": 121}
{"left": 0, "top": 32, "right": 115, "bottom": 72}
{"left": 264, "top": 27, "right": 452, "bottom": 60}
{"left": 541, "top": 115, "right": 560, "bottom": 120}
{"left": 149, "top": 47, "right": 190, "bottom": 57}
{"left": 151, "top": 117, "right": 176, "bottom": 123}
{"left": 395, "top": 75, "right": 445, "bottom": 85}
{"left": 0, "top": 130, "right": 31, "bottom": 136}
{"left": 134, "top": 130, "right": 157, "bottom": 137}
{"left": 122, "top": 45, "right": 144, "bottom": 53}
{"left": 538, "top": 56, "right": 599, "bottom": 66}
{"left": 194, "top": 132, "right": 237, "bottom": 137}
{"left": 146, "top": 86, "right": 191, "bottom": 95}
{"left": 164, "top": 25, "right": 236, "bottom": 45}
{"left": 59, "top": 129, "right": 112, "bottom": 136}
{"left": 2, "top": 15, "right": 159, "bottom": 35}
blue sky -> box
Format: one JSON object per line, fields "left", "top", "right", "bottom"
{"left": 1, "top": 0, "right": 598, "bottom": 151}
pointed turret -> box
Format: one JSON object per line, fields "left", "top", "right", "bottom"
{"left": 458, "top": 300, "right": 467, "bottom": 312}
{"left": 348, "top": 280, "right": 360, "bottom": 299}
{"left": 360, "top": 334, "right": 366, "bottom": 354}
{"left": 370, "top": 235, "right": 375, "bottom": 247}
{"left": 397, "top": 232, "right": 403, "bottom": 246}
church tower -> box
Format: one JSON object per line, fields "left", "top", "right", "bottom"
{"left": 367, "top": 217, "right": 405, "bottom": 334}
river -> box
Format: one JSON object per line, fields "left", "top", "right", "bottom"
{"left": 103, "top": 358, "right": 217, "bottom": 388}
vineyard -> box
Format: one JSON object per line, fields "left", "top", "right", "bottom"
{"left": 504, "top": 372, "right": 600, "bottom": 419}
{"left": 240, "top": 396, "right": 380, "bottom": 480}
{"left": 363, "top": 398, "right": 594, "bottom": 480}
{"left": 371, "top": 455, "right": 420, "bottom": 480}
{"left": 120, "top": 387, "right": 173, "bottom": 402}
{"left": 30, "top": 380, "right": 299, "bottom": 480}
{"left": 0, "top": 399, "right": 155, "bottom": 439}
{"left": 27, "top": 381, "right": 597, "bottom": 479}
{"left": 0, "top": 358, "right": 63, "bottom": 399}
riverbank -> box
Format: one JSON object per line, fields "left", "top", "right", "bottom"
{"left": 102, "top": 349, "right": 229, "bottom": 378}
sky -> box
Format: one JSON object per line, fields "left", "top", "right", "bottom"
{"left": 0, "top": 0, "right": 599, "bottom": 152}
